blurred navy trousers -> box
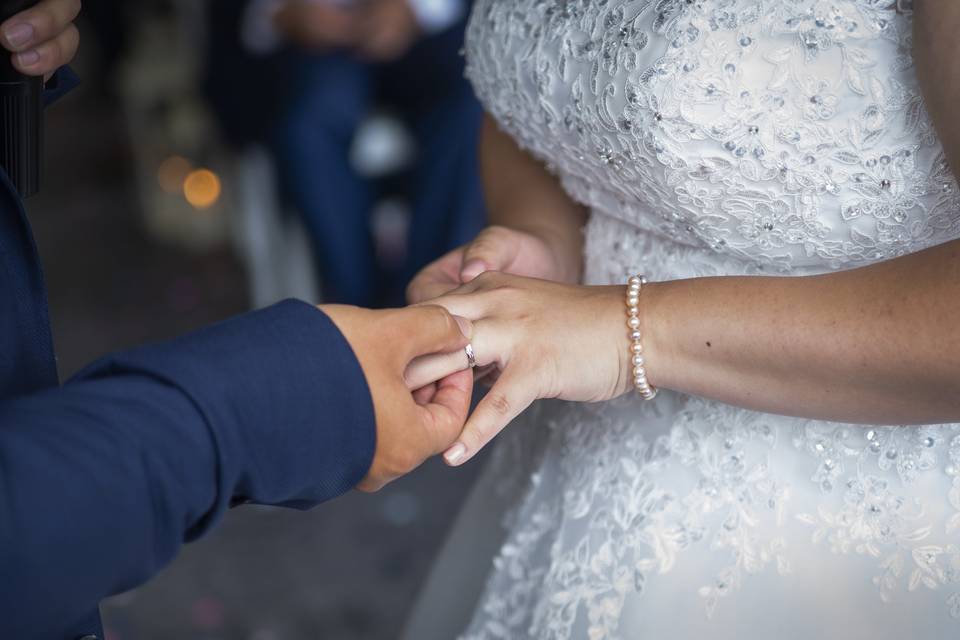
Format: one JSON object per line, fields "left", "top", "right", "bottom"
{"left": 205, "top": 0, "right": 485, "bottom": 307}
{"left": 271, "top": 25, "right": 486, "bottom": 306}
{"left": 0, "top": 73, "right": 376, "bottom": 640}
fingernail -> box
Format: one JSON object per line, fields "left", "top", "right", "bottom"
{"left": 444, "top": 443, "right": 467, "bottom": 465}
{"left": 16, "top": 49, "right": 39, "bottom": 67}
{"left": 4, "top": 23, "right": 33, "bottom": 50}
{"left": 453, "top": 316, "right": 473, "bottom": 339}
{"left": 461, "top": 260, "right": 488, "bottom": 282}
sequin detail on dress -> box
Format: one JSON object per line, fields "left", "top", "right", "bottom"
{"left": 450, "top": 2, "right": 960, "bottom": 638}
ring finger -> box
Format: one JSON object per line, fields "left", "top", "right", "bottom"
{"left": 403, "top": 318, "right": 507, "bottom": 390}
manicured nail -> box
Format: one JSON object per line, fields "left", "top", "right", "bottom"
{"left": 453, "top": 315, "right": 472, "bottom": 339}
{"left": 445, "top": 443, "right": 467, "bottom": 465}
{"left": 460, "top": 260, "right": 488, "bottom": 281}
{"left": 4, "top": 23, "right": 33, "bottom": 50}
{"left": 16, "top": 49, "right": 39, "bottom": 67}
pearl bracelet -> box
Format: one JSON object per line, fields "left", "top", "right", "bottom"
{"left": 626, "top": 275, "right": 657, "bottom": 400}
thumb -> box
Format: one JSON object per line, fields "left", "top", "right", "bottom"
{"left": 460, "top": 227, "right": 520, "bottom": 282}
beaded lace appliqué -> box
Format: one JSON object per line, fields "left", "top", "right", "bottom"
{"left": 458, "top": 1, "right": 960, "bottom": 637}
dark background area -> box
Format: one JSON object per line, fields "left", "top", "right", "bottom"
{"left": 26, "top": 4, "right": 484, "bottom": 638}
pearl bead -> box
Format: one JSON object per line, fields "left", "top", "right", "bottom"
{"left": 626, "top": 275, "right": 657, "bottom": 401}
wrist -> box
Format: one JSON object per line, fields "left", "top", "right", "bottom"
{"left": 591, "top": 285, "right": 636, "bottom": 399}
{"left": 608, "top": 278, "right": 671, "bottom": 399}
{"left": 637, "top": 280, "right": 670, "bottom": 391}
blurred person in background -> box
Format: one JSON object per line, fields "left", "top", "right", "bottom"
{"left": 0, "top": 2, "right": 478, "bottom": 638}
{"left": 206, "top": 0, "right": 485, "bottom": 307}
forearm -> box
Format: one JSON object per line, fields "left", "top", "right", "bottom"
{"left": 0, "top": 375, "right": 220, "bottom": 631}
{"left": 0, "top": 302, "right": 374, "bottom": 634}
{"left": 641, "top": 240, "right": 960, "bottom": 424}
{"left": 913, "top": 2, "right": 960, "bottom": 173}
{"left": 638, "top": 5, "right": 960, "bottom": 425}
{"left": 480, "top": 113, "right": 588, "bottom": 277}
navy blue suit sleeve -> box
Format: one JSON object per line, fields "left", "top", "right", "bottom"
{"left": 0, "top": 300, "right": 375, "bottom": 637}
{"left": 42, "top": 66, "right": 79, "bottom": 106}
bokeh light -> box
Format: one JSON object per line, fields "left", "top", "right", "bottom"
{"left": 183, "top": 168, "right": 222, "bottom": 210}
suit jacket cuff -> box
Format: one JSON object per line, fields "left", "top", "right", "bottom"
{"left": 43, "top": 65, "right": 79, "bottom": 106}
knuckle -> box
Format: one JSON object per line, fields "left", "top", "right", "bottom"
{"left": 461, "top": 428, "right": 485, "bottom": 452}
{"left": 424, "top": 304, "right": 455, "bottom": 332}
{"left": 390, "top": 449, "right": 420, "bottom": 477}
{"left": 468, "top": 227, "right": 507, "bottom": 256}
{"left": 473, "top": 270, "right": 502, "bottom": 286}
{"left": 465, "top": 240, "right": 493, "bottom": 260}
{"left": 487, "top": 392, "right": 512, "bottom": 417}
{"left": 31, "top": 9, "right": 54, "bottom": 36}
{"left": 485, "top": 224, "right": 511, "bottom": 239}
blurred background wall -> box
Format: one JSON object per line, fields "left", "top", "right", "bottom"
{"left": 30, "top": 1, "right": 488, "bottom": 637}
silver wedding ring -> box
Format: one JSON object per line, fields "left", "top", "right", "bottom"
{"left": 464, "top": 343, "right": 478, "bottom": 369}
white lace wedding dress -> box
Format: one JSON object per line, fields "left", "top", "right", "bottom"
{"left": 403, "top": 2, "right": 960, "bottom": 638}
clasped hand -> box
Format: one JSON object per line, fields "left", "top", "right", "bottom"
{"left": 334, "top": 226, "right": 639, "bottom": 491}
{"left": 402, "top": 225, "right": 638, "bottom": 471}
{"left": 409, "top": 272, "right": 633, "bottom": 468}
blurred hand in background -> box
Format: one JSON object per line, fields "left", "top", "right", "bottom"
{"left": 1, "top": 0, "right": 80, "bottom": 79}
{"left": 272, "top": 0, "right": 362, "bottom": 51}
{"left": 356, "top": 0, "right": 420, "bottom": 61}
{"left": 272, "top": 0, "right": 422, "bottom": 61}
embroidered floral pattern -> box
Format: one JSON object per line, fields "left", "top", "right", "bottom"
{"left": 455, "top": 1, "right": 960, "bottom": 637}
{"left": 466, "top": 0, "right": 960, "bottom": 275}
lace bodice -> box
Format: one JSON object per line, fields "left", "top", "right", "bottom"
{"left": 465, "top": 0, "right": 960, "bottom": 280}
{"left": 402, "top": 3, "right": 960, "bottom": 639}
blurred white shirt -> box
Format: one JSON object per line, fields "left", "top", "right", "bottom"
{"left": 243, "top": 0, "right": 466, "bottom": 55}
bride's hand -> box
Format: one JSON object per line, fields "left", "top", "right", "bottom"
{"left": 423, "top": 272, "right": 635, "bottom": 466}
{"left": 406, "top": 225, "right": 581, "bottom": 304}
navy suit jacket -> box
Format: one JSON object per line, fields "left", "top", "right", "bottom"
{"left": 0, "top": 73, "right": 376, "bottom": 639}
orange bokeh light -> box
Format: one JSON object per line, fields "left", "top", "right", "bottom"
{"left": 183, "top": 169, "right": 222, "bottom": 210}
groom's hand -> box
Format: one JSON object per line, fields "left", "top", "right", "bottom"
{"left": 321, "top": 304, "right": 474, "bottom": 492}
